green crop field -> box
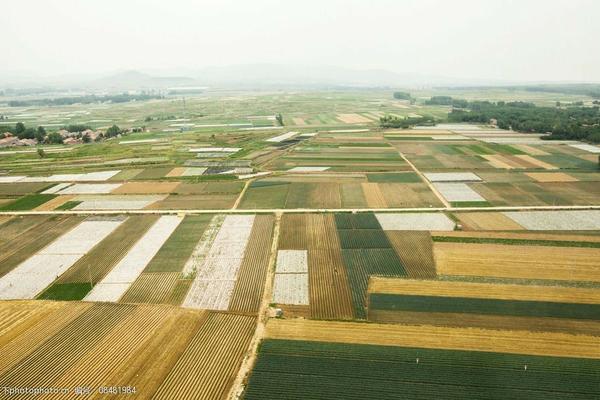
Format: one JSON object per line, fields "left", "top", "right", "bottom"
{"left": 368, "top": 293, "right": 600, "bottom": 320}
{"left": 244, "top": 339, "right": 600, "bottom": 400}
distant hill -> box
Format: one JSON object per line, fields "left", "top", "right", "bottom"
{"left": 192, "top": 64, "right": 458, "bottom": 88}
{"left": 88, "top": 70, "right": 197, "bottom": 90}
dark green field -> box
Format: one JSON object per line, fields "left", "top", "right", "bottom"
{"left": 243, "top": 339, "right": 600, "bottom": 400}
{"left": 368, "top": 293, "right": 600, "bottom": 320}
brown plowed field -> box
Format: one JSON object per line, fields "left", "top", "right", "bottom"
{"left": 229, "top": 215, "right": 275, "bottom": 314}
{"left": 0, "top": 215, "right": 52, "bottom": 248}
{"left": 385, "top": 231, "right": 437, "bottom": 278}
{"left": 278, "top": 214, "right": 308, "bottom": 250}
{"left": 119, "top": 272, "right": 182, "bottom": 304}
{"left": 308, "top": 249, "right": 354, "bottom": 320}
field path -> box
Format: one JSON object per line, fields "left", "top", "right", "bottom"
{"left": 397, "top": 150, "right": 451, "bottom": 208}
{"left": 227, "top": 212, "right": 281, "bottom": 400}
{"left": 232, "top": 178, "right": 254, "bottom": 209}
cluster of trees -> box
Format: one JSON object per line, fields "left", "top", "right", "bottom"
{"left": 8, "top": 93, "right": 163, "bottom": 107}
{"left": 439, "top": 84, "right": 600, "bottom": 99}
{"left": 105, "top": 125, "right": 122, "bottom": 138}
{"left": 380, "top": 115, "right": 435, "bottom": 129}
{"left": 448, "top": 101, "right": 600, "bottom": 143}
{"left": 393, "top": 92, "right": 412, "bottom": 100}
{"left": 425, "top": 96, "right": 469, "bottom": 108}
{"left": 0, "top": 122, "right": 64, "bottom": 144}
{"left": 63, "top": 124, "right": 92, "bottom": 132}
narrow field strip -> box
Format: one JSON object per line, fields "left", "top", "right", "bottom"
{"left": 376, "top": 213, "right": 455, "bottom": 231}
{"left": 307, "top": 214, "right": 355, "bottom": 320}
{"left": 424, "top": 172, "right": 482, "bottom": 182}
{"left": 504, "top": 210, "right": 600, "bottom": 230}
{"left": 56, "top": 183, "right": 122, "bottom": 194}
{"left": 432, "top": 234, "right": 600, "bottom": 248}
{"left": 0, "top": 219, "right": 124, "bottom": 299}
{"left": 265, "top": 318, "right": 600, "bottom": 359}
{"left": 72, "top": 194, "right": 167, "bottom": 210}
{"left": 434, "top": 242, "right": 600, "bottom": 282}
{"left": 228, "top": 215, "right": 275, "bottom": 313}
{"left": 84, "top": 216, "right": 183, "bottom": 302}
{"left": 183, "top": 215, "right": 255, "bottom": 310}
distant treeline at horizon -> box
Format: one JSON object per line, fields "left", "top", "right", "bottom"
{"left": 5, "top": 93, "right": 164, "bottom": 107}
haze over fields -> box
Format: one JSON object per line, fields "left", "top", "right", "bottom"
{"left": 2, "top": 0, "right": 600, "bottom": 86}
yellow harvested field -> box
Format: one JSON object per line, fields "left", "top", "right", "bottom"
{"left": 434, "top": 242, "right": 600, "bottom": 282}
{"left": 265, "top": 318, "right": 600, "bottom": 359}
{"left": 454, "top": 212, "right": 525, "bottom": 230}
{"left": 0, "top": 301, "right": 256, "bottom": 399}
{"left": 516, "top": 154, "right": 557, "bottom": 170}
{"left": 337, "top": 113, "right": 372, "bottom": 124}
{"left": 367, "top": 277, "right": 600, "bottom": 304}
{"left": 33, "top": 195, "right": 75, "bottom": 211}
{"left": 525, "top": 172, "right": 578, "bottom": 182}
{"left": 514, "top": 144, "right": 550, "bottom": 156}
{"left": 361, "top": 182, "right": 387, "bottom": 208}
{"left": 368, "top": 310, "right": 600, "bottom": 336}
{"left": 431, "top": 230, "right": 600, "bottom": 243}
{"left": 166, "top": 167, "right": 186, "bottom": 177}
{"left": 112, "top": 181, "right": 181, "bottom": 194}
{"left": 482, "top": 154, "right": 515, "bottom": 169}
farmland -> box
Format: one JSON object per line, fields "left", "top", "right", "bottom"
{"left": 1, "top": 88, "right": 600, "bottom": 400}
{"left": 367, "top": 278, "right": 600, "bottom": 334}
{"left": 244, "top": 339, "right": 600, "bottom": 400}
{"left": 0, "top": 301, "right": 255, "bottom": 399}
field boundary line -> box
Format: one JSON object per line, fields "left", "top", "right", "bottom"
{"left": 232, "top": 178, "right": 254, "bottom": 210}
{"left": 3, "top": 205, "right": 600, "bottom": 216}
{"left": 228, "top": 212, "right": 281, "bottom": 400}
{"left": 397, "top": 150, "right": 450, "bottom": 208}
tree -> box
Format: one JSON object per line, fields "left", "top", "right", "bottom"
{"left": 37, "top": 148, "right": 46, "bottom": 158}
{"left": 275, "top": 113, "right": 284, "bottom": 126}
{"left": 19, "top": 127, "right": 36, "bottom": 139}
{"left": 393, "top": 92, "right": 412, "bottom": 100}
{"left": 47, "top": 132, "right": 63, "bottom": 144}
{"left": 105, "top": 124, "right": 121, "bottom": 137}
{"left": 35, "top": 126, "right": 46, "bottom": 143}
{"left": 82, "top": 134, "right": 91, "bottom": 143}
{"left": 15, "top": 122, "right": 25, "bottom": 135}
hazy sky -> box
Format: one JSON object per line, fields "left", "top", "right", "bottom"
{"left": 3, "top": 0, "right": 600, "bottom": 82}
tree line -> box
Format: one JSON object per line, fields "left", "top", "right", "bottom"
{"left": 448, "top": 100, "right": 600, "bottom": 143}
{"left": 7, "top": 93, "right": 163, "bottom": 107}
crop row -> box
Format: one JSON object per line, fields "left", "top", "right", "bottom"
{"left": 243, "top": 339, "right": 600, "bottom": 400}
